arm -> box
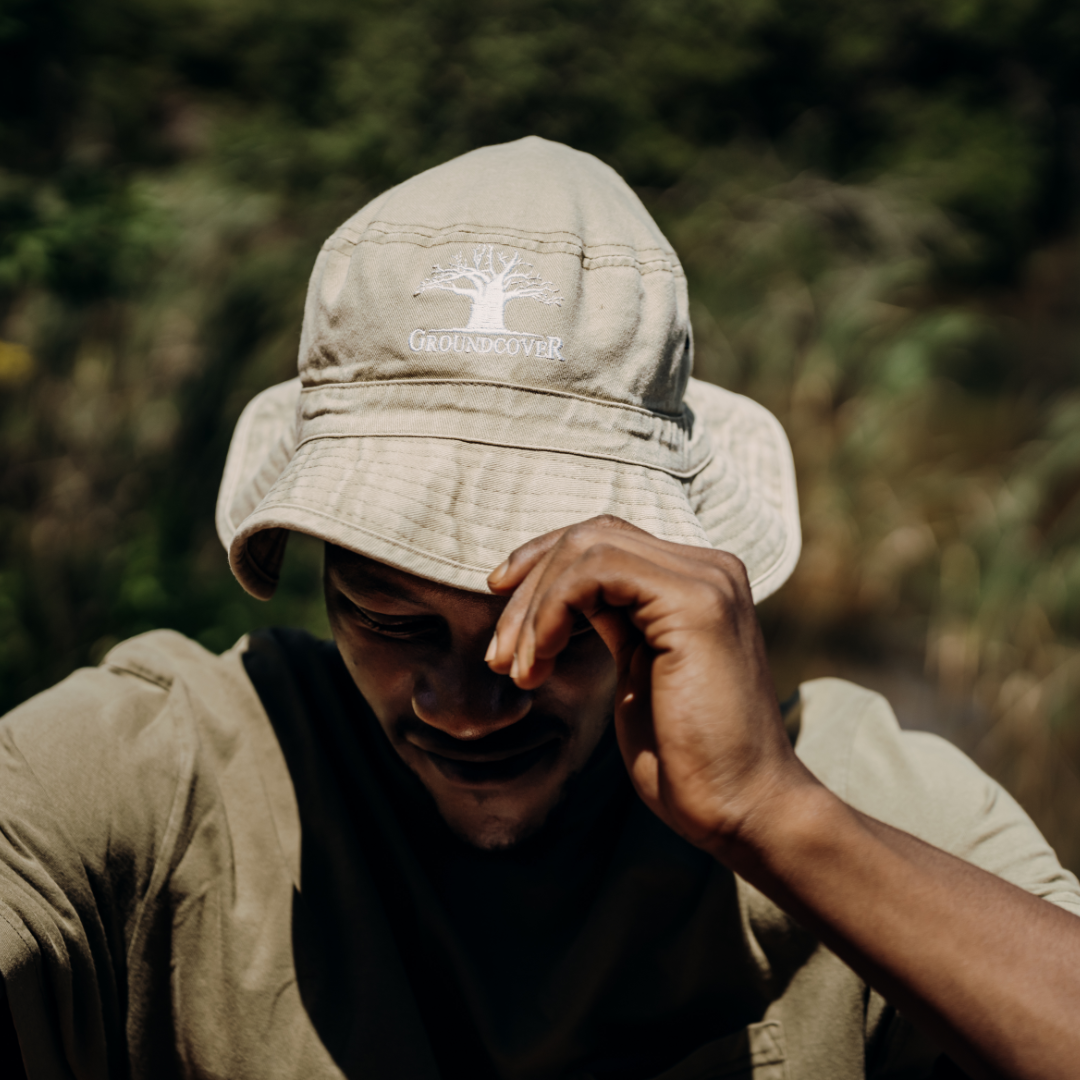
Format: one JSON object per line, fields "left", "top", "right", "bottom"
{"left": 487, "top": 517, "right": 1080, "bottom": 1080}
{"left": 0, "top": 983, "right": 28, "bottom": 1080}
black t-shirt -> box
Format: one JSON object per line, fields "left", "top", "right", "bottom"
{"left": 245, "top": 627, "right": 770, "bottom": 1079}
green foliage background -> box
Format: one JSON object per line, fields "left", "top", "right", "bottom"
{"left": 3, "top": 0, "right": 1080, "bottom": 859}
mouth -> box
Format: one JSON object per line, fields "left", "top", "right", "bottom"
{"left": 420, "top": 738, "right": 562, "bottom": 785}
{"left": 402, "top": 718, "right": 567, "bottom": 787}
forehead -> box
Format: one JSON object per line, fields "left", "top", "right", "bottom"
{"left": 324, "top": 544, "right": 505, "bottom": 614}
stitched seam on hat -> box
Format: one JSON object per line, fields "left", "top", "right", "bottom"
{"left": 299, "top": 379, "right": 691, "bottom": 423}
{"left": 353, "top": 219, "right": 675, "bottom": 253}
{"left": 747, "top": 546, "right": 789, "bottom": 594}
{"left": 347, "top": 223, "right": 682, "bottom": 274}
{"left": 254, "top": 501, "right": 494, "bottom": 575}
{"left": 357, "top": 222, "right": 590, "bottom": 245}
{"left": 331, "top": 230, "right": 683, "bottom": 275}
{"left": 744, "top": 516, "right": 798, "bottom": 595}
{"left": 740, "top": 406, "right": 801, "bottom": 597}
{"left": 292, "top": 431, "right": 715, "bottom": 480}
{"left": 356, "top": 236, "right": 681, "bottom": 275}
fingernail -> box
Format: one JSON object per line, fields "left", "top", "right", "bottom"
{"left": 484, "top": 632, "right": 498, "bottom": 663}
{"left": 489, "top": 560, "right": 510, "bottom": 583}
{"left": 510, "top": 655, "right": 519, "bottom": 680}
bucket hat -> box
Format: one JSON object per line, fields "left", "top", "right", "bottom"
{"left": 216, "top": 137, "right": 801, "bottom": 602}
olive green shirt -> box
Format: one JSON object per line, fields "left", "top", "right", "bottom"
{"left": 1, "top": 629, "right": 1077, "bottom": 1080}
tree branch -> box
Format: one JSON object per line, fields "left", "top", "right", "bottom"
{"left": 415, "top": 277, "right": 480, "bottom": 298}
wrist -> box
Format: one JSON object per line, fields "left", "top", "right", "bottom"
{"left": 703, "top": 768, "right": 846, "bottom": 877}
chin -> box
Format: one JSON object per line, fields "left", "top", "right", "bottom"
{"left": 438, "top": 797, "right": 553, "bottom": 851}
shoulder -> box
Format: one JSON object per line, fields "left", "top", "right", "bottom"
{"left": 3, "top": 629, "right": 250, "bottom": 781}
{"left": 1, "top": 630, "right": 204, "bottom": 807}
{"left": 0, "top": 627, "right": 320, "bottom": 946}
{"left": 0, "top": 629, "right": 284, "bottom": 871}
{"left": 793, "top": 677, "right": 1080, "bottom": 910}
{"left": 1, "top": 634, "right": 209, "bottom": 839}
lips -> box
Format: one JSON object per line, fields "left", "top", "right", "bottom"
{"left": 422, "top": 740, "right": 562, "bottom": 784}
{"left": 399, "top": 714, "right": 568, "bottom": 787}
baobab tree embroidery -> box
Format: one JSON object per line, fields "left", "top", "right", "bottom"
{"left": 414, "top": 246, "right": 562, "bottom": 332}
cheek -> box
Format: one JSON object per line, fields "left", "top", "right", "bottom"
{"left": 547, "top": 636, "right": 618, "bottom": 729}
{"left": 332, "top": 625, "right": 415, "bottom": 724}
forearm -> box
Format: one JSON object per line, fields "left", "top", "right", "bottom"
{"left": 718, "top": 781, "right": 1080, "bottom": 1080}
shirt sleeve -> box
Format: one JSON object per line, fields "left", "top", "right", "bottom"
{"left": 796, "top": 677, "right": 1080, "bottom": 913}
{"left": 0, "top": 658, "right": 189, "bottom": 1080}
{"left": 796, "top": 678, "right": 1080, "bottom": 1078}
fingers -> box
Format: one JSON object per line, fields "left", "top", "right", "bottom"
{"left": 485, "top": 519, "right": 651, "bottom": 678}
{"left": 488, "top": 516, "right": 753, "bottom": 690}
{"left": 487, "top": 527, "right": 566, "bottom": 594}
{"left": 487, "top": 514, "right": 647, "bottom": 593}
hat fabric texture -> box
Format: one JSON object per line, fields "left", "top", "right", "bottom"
{"left": 216, "top": 137, "right": 801, "bottom": 602}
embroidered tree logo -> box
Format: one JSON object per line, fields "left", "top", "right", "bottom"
{"left": 414, "top": 245, "right": 563, "bottom": 332}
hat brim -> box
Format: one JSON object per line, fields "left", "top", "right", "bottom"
{"left": 216, "top": 378, "right": 800, "bottom": 603}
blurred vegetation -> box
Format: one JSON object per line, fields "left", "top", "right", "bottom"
{"left": 3, "top": 0, "right": 1080, "bottom": 860}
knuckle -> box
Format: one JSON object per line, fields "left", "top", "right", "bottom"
{"left": 560, "top": 515, "right": 638, "bottom": 556}
{"left": 560, "top": 521, "right": 597, "bottom": 551}
{"left": 710, "top": 548, "right": 747, "bottom": 575}
{"left": 582, "top": 540, "right": 621, "bottom": 566}
{"left": 587, "top": 513, "right": 632, "bottom": 530}
{"left": 698, "top": 580, "right": 742, "bottom": 627}
{"left": 707, "top": 550, "right": 751, "bottom": 591}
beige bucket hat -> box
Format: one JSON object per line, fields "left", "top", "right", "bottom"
{"left": 216, "top": 137, "right": 801, "bottom": 602}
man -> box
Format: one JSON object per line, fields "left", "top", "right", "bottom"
{"left": 1, "top": 136, "right": 1079, "bottom": 1080}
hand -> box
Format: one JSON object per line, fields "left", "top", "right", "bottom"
{"left": 486, "top": 515, "right": 819, "bottom": 856}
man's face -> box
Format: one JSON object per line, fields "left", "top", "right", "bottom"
{"left": 324, "top": 544, "right": 617, "bottom": 850}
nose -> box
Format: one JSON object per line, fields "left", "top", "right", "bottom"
{"left": 412, "top": 658, "right": 532, "bottom": 741}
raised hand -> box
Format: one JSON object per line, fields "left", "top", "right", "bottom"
{"left": 485, "top": 515, "right": 820, "bottom": 857}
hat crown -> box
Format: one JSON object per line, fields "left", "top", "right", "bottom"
{"left": 216, "top": 138, "right": 800, "bottom": 606}
{"left": 298, "top": 137, "right": 692, "bottom": 416}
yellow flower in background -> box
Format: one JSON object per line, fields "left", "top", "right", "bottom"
{"left": 0, "top": 341, "right": 33, "bottom": 387}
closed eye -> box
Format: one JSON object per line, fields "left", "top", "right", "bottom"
{"left": 348, "top": 602, "right": 443, "bottom": 640}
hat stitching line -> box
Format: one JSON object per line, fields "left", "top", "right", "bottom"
{"left": 278, "top": 451, "right": 702, "bottom": 510}
{"left": 242, "top": 499, "right": 778, "bottom": 593}
{"left": 246, "top": 501, "right": 502, "bottom": 576}
{"left": 232, "top": 453, "right": 786, "bottom": 592}
{"left": 737, "top": 515, "right": 799, "bottom": 597}
{"left": 351, "top": 238, "right": 682, "bottom": 275}
{"left": 340, "top": 226, "right": 682, "bottom": 269}
{"left": 216, "top": 380, "right": 299, "bottom": 541}
{"left": 332, "top": 238, "right": 679, "bottom": 269}
{"left": 743, "top": 408, "right": 802, "bottom": 594}
{"left": 299, "top": 379, "right": 696, "bottom": 424}
{"left": 284, "top": 436, "right": 700, "bottom": 488}
{"left": 690, "top": 402, "right": 801, "bottom": 596}
{"left": 291, "top": 431, "right": 715, "bottom": 480}
{"left": 345, "top": 219, "right": 676, "bottom": 252}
